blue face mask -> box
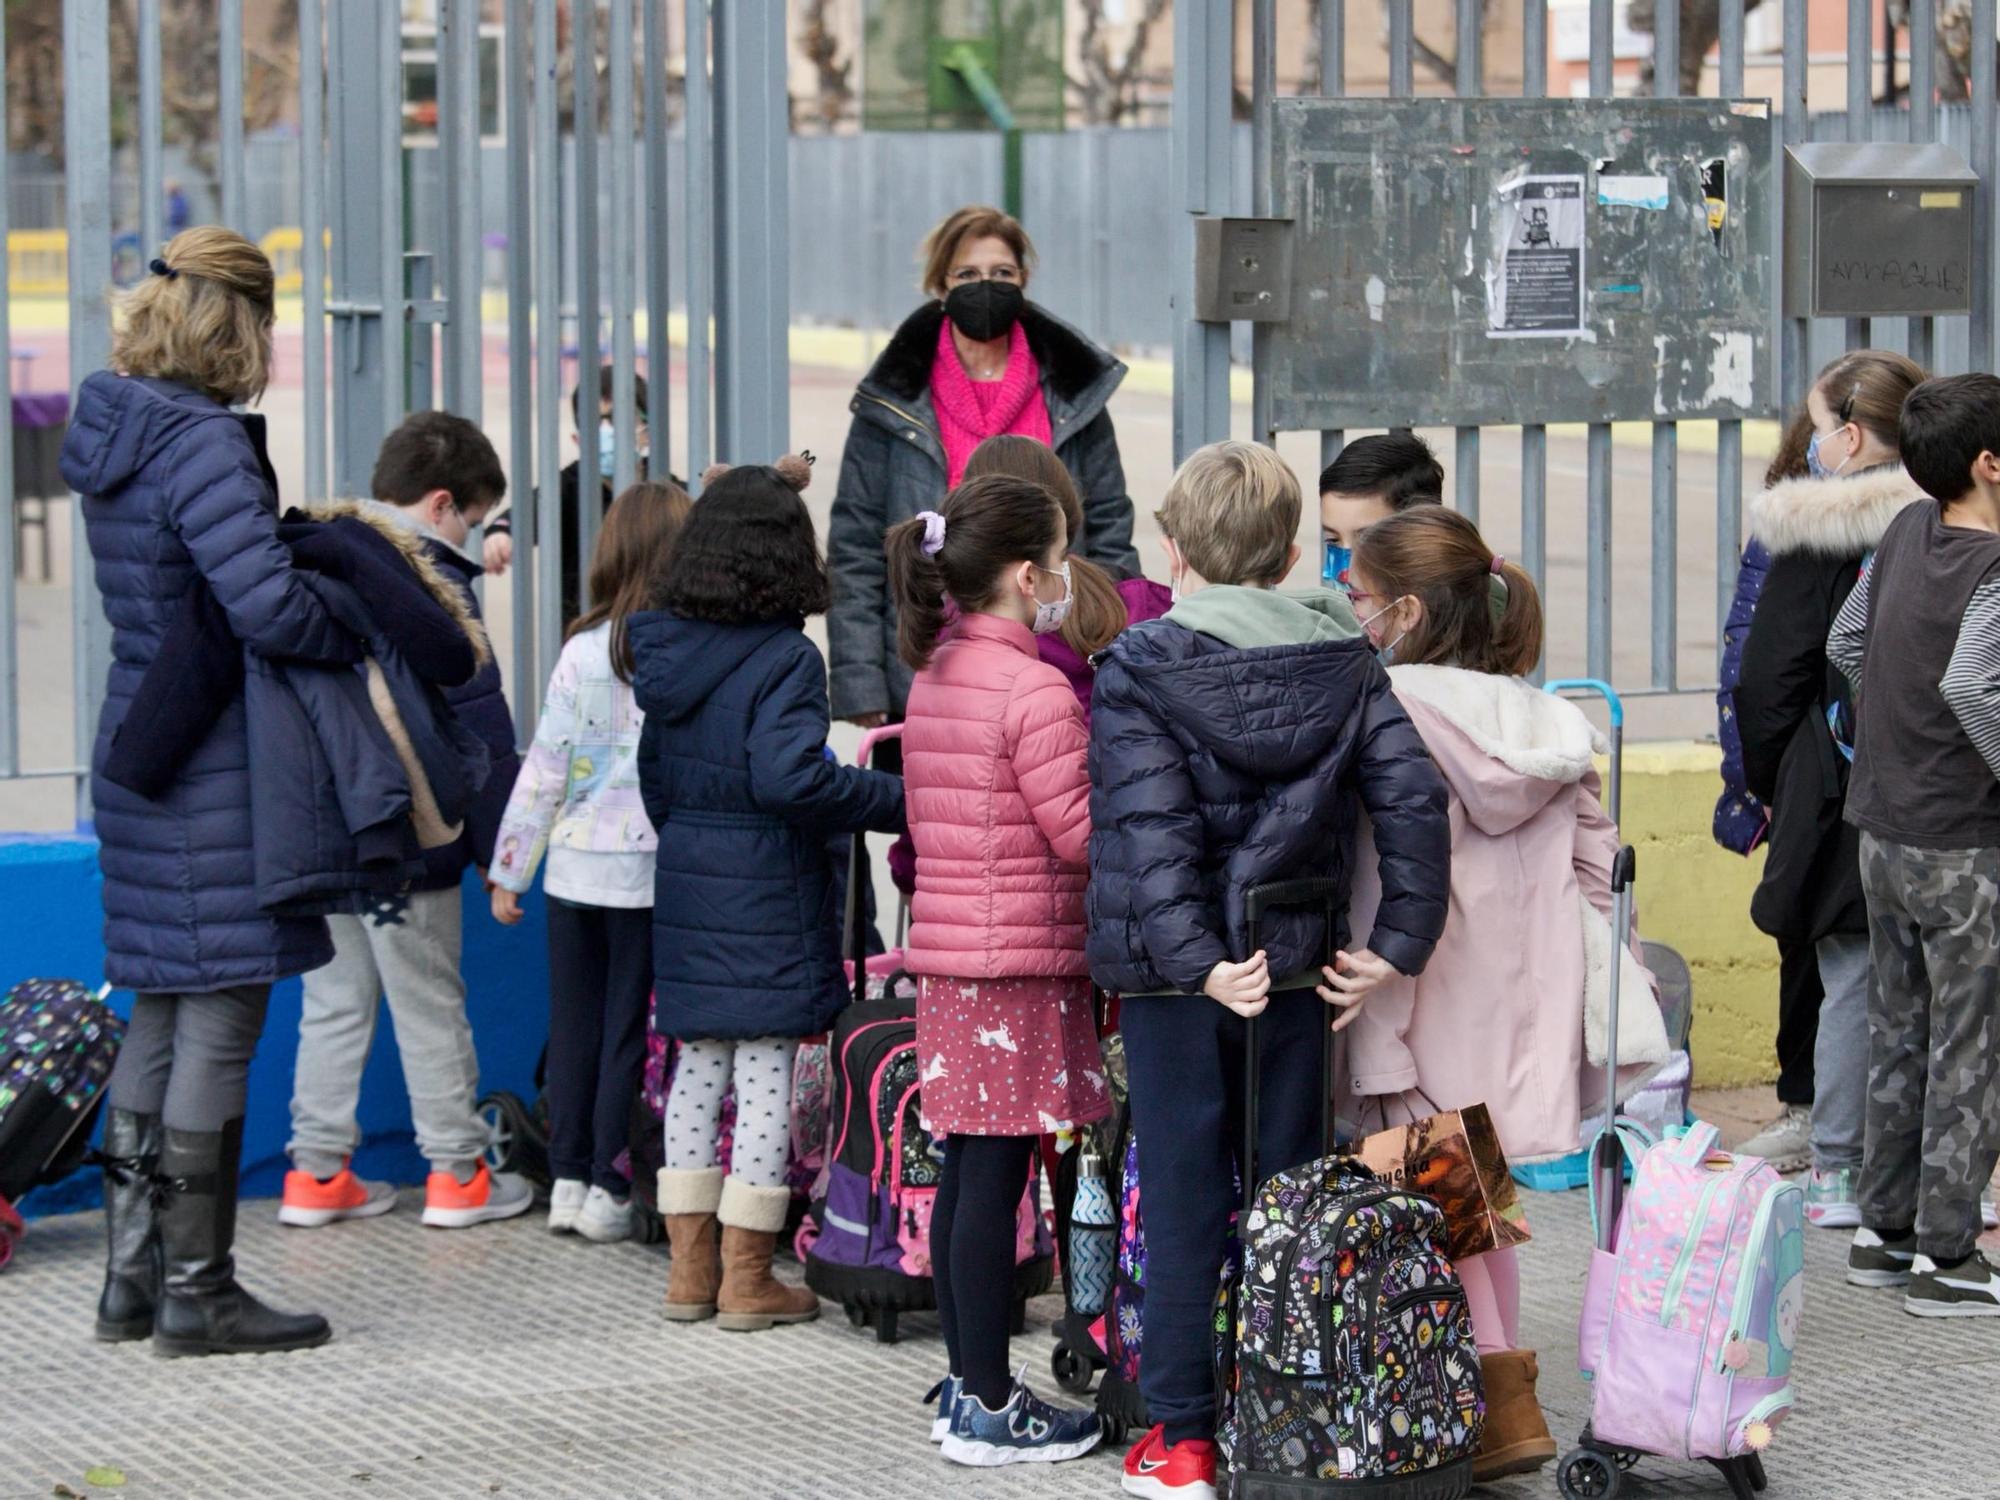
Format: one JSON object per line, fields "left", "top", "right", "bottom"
{"left": 597, "top": 420, "right": 618, "bottom": 475}
{"left": 1323, "top": 539, "right": 1353, "bottom": 590}
{"left": 1806, "top": 426, "right": 1851, "bottom": 481}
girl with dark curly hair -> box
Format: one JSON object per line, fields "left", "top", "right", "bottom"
{"left": 628, "top": 458, "right": 904, "bottom": 1332}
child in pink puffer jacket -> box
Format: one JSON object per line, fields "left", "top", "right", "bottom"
{"left": 885, "top": 473, "right": 1108, "bottom": 1468}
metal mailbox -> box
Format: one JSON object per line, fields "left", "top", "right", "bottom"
{"left": 1784, "top": 142, "right": 1977, "bottom": 319}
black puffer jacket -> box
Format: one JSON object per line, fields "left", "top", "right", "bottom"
{"left": 1084, "top": 589, "right": 1450, "bottom": 995}
{"left": 1738, "top": 464, "right": 1921, "bottom": 942}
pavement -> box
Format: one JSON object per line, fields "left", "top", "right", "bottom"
{"left": 5, "top": 1091, "right": 1999, "bottom": 1500}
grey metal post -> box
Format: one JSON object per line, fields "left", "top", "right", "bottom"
{"left": 1651, "top": 0, "right": 1679, "bottom": 692}
{"left": 712, "top": 1, "right": 791, "bottom": 461}
{"left": 1388, "top": 0, "right": 1414, "bottom": 100}
{"left": 1717, "top": 0, "right": 1745, "bottom": 654}
{"left": 534, "top": 0, "right": 565, "bottom": 692}
{"left": 574, "top": 0, "right": 603, "bottom": 576}
{"left": 443, "top": 0, "right": 483, "bottom": 423}
{"left": 685, "top": 0, "right": 713, "bottom": 486}
{"left": 0, "top": 0, "right": 13, "bottom": 775}
{"left": 65, "top": 0, "right": 113, "bottom": 821}
{"left": 138, "top": 0, "right": 163, "bottom": 255}
{"left": 644, "top": 0, "right": 672, "bottom": 481}
{"left": 1250, "top": 0, "right": 1277, "bottom": 449}
{"left": 1454, "top": 0, "right": 1482, "bottom": 522}
{"left": 219, "top": 0, "right": 245, "bottom": 232}
{"left": 1170, "top": 0, "right": 1232, "bottom": 461}
{"left": 1908, "top": 0, "right": 1937, "bottom": 369}
{"left": 407, "top": 251, "right": 436, "bottom": 413}
{"left": 1318, "top": 0, "right": 1345, "bottom": 476}
{"left": 1973, "top": 0, "right": 1997, "bottom": 372}
{"left": 609, "top": 0, "right": 639, "bottom": 495}
{"left": 1586, "top": 0, "right": 1613, "bottom": 683}
{"left": 505, "top": 0, "right": 536, "bottom": 736}
{"left": 1843, "top": 0, "right": 1872, "bottom": 351}
{"left": 1781, "top": 0, "right": 1808, "bottom": 409}
{"left": 380, "top": 0, "right": 406, "bottom": 439}
{"left": 301, "top": 0, "right": 327, "bottom": 501}
{"left": 326, "top": 0, "right": 394, "bottom": 496}
{"left": 1521, "top": 0, "right": 1548, "bottom": 618}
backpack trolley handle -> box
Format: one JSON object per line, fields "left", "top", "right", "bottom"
{"left": 845, "top": 724, "right": 904, "bottom": 1008}
{"left": 1543, "top": 678, "right": 1624, "bottom": 827}
{"left": 1241, "top": 878, "right": 1346, "bottom": 1216}
{"left": 1593, "top": 845, "right": 1639, "bottom": 1241}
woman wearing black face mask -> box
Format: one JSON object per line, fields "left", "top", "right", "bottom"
{"left": 828, "top": 204, "right": 1139, "bottom": 736}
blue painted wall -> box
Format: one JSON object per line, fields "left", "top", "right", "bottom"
{"left": 4, "top": 834, "right": 549, "bottom": 1217}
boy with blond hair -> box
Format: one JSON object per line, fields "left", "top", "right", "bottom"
{"left": 1085, "top": 441, "right": 1451, "bottom": 1497}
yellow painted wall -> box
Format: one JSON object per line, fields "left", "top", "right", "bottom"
{"left": 1621, "top": 741, "right": 1777, "bottom": 1088}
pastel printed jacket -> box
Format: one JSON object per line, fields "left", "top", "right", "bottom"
{"left": 492, "top": 623, "right": 656, "bottom": 909}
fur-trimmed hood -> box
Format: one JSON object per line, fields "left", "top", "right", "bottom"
{"left": 1388, "top": 665, "right": 1602, "bottom": 836}
{"left": 295, "top": 498, "right": 492, "bottom": 667}
{"left": 1748, "top": 463, "right": 1925, "bottom": 560}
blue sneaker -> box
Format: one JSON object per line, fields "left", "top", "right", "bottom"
{"left": 940, "top": 1371, "right": 1101, "bottom": 1467}
{"left": 925, "top": 1374, "right": 961, "bottom": 1442}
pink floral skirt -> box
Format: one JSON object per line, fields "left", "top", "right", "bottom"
{"left": 916, "top": 974, "right": 1111, "bottom": 1136}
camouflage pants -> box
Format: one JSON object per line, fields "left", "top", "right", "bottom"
{"left": 1856, "top": 834, "right": 2000, "bottom": 1261}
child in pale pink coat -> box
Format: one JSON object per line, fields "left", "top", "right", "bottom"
{"left": 885, "top": 473, "right": 1107, "bottom": 1468}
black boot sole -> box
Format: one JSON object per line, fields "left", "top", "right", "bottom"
{"left": 152, "top": 1323, "right": 333, "bottom": 1358}
{"left": 94, "top": 1314, "right": 155, "bottom": 1343}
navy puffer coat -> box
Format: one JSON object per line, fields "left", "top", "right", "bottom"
{"left": 1085, "top": 618, "right": 1451, "bottom": 996}
{"left": 632, "top": 613, "right": 904, "bottom": 1041}
{"left": 60, "top": 373, "right": 357, "bottom": 993}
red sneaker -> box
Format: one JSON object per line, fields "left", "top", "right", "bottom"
{"left": 1123, "top": 1424, "right": 1217, "bottom": 1499}
{"left": 278, "top": 1161, "right": 397, "bottom": 1228}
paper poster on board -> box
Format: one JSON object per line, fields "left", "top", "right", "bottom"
{"left": 1486, "top": 173, "right": 1586, "bottom": 338}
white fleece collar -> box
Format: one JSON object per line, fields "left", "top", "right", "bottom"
{"left": 1387, "top": 665, "right": 1603, "bottom": 785}
{"left": 1748, "top": 465, "right": 1925, "bottom": 559}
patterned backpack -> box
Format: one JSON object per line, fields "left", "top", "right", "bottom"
{"left": 1216, "top": 1156, "right": 1484, "bottom": 1497}
{"left": 0, "top": 979, "right": 125, "bottom": 1204}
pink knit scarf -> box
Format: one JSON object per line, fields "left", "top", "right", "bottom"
{"left": 930, "top": 318, "right": 1054, "bottom": 488}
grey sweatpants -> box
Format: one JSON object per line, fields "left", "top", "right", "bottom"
{"left": 288, "top": 888, "right": 486, "bottom": 1177}
{"left": 106, "top": 985, "right": 271, "bottom": 1131}
{"left": 1857, "top": 833, "right": 2000, "bottom": 1262}
{"left": 1811, "top": 932, "right": 1871, "bottom": 1174}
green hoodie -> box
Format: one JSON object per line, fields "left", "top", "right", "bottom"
{"left": 1163, "top": 583, "right": 1365, "bottom": 649}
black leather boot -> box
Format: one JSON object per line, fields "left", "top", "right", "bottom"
{"left": 152, "top": 1119, "right": 331, "bottom": 1358}
{"left": 93, "top": 1108, "right": 162, "bottom": 1342}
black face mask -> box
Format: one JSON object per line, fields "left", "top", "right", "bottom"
{"left": 943, "top": 280, "right": 1025, "bottom": 343}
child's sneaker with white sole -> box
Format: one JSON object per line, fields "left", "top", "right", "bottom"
{"left": 939, "top": 1373, "right": 1100, "bottom": 1467}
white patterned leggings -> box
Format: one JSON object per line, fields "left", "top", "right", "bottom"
{"left": 663, "top": 1036, "right": 795, "bottom": 1189}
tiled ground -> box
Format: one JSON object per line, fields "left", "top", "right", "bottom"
{"left": 4, "top": 1164, "right": 1997, "bottom": 1500}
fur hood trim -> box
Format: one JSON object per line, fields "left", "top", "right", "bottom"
{"left": 300, "top": 498, "right": 492, "bottom": 667}
{"left": 860, "top": 300, "right": 1121, "bottom": 407}
{"left": 1748, "top": 465, "right": 1925, "bottom": 560}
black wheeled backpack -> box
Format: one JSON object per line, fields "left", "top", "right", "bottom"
{"left": 1215, "top": 883, "right": 1484, "bottom": 1500}
{"left": 0, "top": 979, "right": 125, "bottom": 1264}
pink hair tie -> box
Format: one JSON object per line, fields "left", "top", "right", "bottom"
{"left": 917, "top": 509, "right": 947, "bottom": 557}
{"left": 1490, "top": 554, "right": 1507, "bottom": 575}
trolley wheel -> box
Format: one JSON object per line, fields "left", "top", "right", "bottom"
{"left": 476, "top": 1095, "right": 520, "bottom": 1175}
{"left": 875, "top": 1306, "right": 900, "bottom": 1344}
{"left": 1746, "top": 1453, "right": 1768, "bottom": 1492}
{"left": 845, "top": 1302, "right": 869, "bottom": 1329}
{"left": 1051, "top": 1342, "right": 1094, "bottom": 1394}
{"left": 1557, "top": 1448, "right": 1622, "bottom": 1500}
{"left": 1101, "top": 1413, "right": 1127, "bottom": 1447}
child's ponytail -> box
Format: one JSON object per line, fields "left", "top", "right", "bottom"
{"left": 1488, "top": 557, "right": 1544, "bottom": 679}
{"left": 887, "top": 473, "right": 1065, "bottom": 673}
{"left": 886, "top": 512, "right": 951, "bottom": 672}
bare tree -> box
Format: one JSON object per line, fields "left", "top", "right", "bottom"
{"left": 798, "top": 0, "right": 854, "bottom": 129}
{"left": 1072, "top": 0, "right": 1168, "bottom": 126}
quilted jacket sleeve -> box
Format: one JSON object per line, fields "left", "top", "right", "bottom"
{"left": 1007, "top": 674, "right": 1091, "bottom": 866}
{"left": 492, "top": 638, "right": 583, "bottom": 893}
{"left": 747, "top": 641, "right": 905, "bottom": 834}
{"left": 1090, "top": 655, "right": 1228, "bottom": 992}
{"left": 827, "top": 419, "right": 895, "bottom": 720}
{"left": 167, "top": 422, "right": 355, "bottom": 664}
{"left": 1350, "top": 668, "right": 1451, "bottom": 976}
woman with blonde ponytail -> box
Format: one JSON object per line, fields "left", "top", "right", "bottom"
{"left": 1341, "top": 505, "right": 1662, "bottom": 1484}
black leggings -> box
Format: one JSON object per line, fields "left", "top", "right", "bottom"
{"left": 544, "top": 897, "right": 654, "bottom": 1194}
{"left": 931, "top": 1133, "right": 1036, "bottom": 1409}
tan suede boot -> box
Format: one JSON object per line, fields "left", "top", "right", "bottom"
{"left": 1473, "top": 1348, "right": 1558, "bottom": 1481}
{"left": 660, "top": 1167, "right": 723, "bottom": 1322}
{"left": 715, "top": 1177, "right": 819, "bottom": 1332}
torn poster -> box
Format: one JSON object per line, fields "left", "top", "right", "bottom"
{"left": 1486, "top": 173, "right": 1586, "bottom": 339}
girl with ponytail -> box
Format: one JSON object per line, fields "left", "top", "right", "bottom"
{"left": 1343, "top": 505, "right": 1663, "bottom": 1485}
{"left": 885, "top": 474, "right": 1106, "bottom": 1465}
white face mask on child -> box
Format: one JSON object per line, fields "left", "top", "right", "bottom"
{"left": 1031, "top": 560, "right": 1073, "bottom": 636}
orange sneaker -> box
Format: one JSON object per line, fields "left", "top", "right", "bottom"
{"left": 420, "top": 1162, "right": 535, "bottom": 1229}
{"left": 278, "top": 1161, "right": 398, "bottom": 1228}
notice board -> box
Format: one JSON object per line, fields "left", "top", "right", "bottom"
{"left": 1264, "top": 98, "right": 1777, "bottom": 431}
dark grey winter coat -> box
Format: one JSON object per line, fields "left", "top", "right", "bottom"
{"left": 61, "top": 373, "right": 358, "bottom": 994}
{"left": 826, "top": 301, "right": 1139, "bottom": 722}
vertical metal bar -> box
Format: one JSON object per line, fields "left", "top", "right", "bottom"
{"left": 1972, "top": 0, "right": 1997, "bottom": 372}
{"left": 1909, "top": 0, "right": 1937, "bottom": 369}
{"left": 301, "top": 0, "right": 327, "bottom": 501}
{"left": 644, "top": 0, "right": 672, "bottom": 482}
{"left": 138, "top": 0, "right": 163, "bottom": 255}
{"left": 609, "top": 0, "right": 639, "bottom": 495}
{"left": 1172, "top": 0, "right": 1232, "bottom": 460}
{"left": 1843, "top": 0, "right": 1872, "bottom": 350}
{"left": 407, "top": 251, "right": 435, "bottom": 412}
{"left": 685, "top": 0, "right": 712, "bottom": 484}
{"left": 1453, "top": 0, "right": 1481, "bottom": 520}
{"left": 1456, "top": 0, "right": 1483, "bottom": 95}
{"left": 505, "top": 0, "right": 536, "bottom": 738}
{"left": 1587, "top": 0, "right": 1612, "bottom": 683}
{"left": 1652, "top": 0, "right": 1677, "bottom": 96}
{"left": 1521, "top": 0, "right": 1548, "bottom": 632}
{"left": 534, "top": 0, "right": 564, "bottom": 694}
{"left": 1651, "top": 0, "right": 1679, "bottom": 692}
{"left": 443, "top": 0, "right": 483, "bottom": 423}
{"left": 1781, "top": 0, "right": 1808, "bottom": 408}
{"left": 1716, "top": 3, "right": 1746, "bottom": 665}
{"left": 66, "top": 0, "right": 113, "bottom": 821}
{"left": 1388, "top": 0, "right": 1413, "bottom": 99}
{"left": 219, "top": 0, "right": 246, "bottom": 232}
{"left": 0, "top": 0, "right": 13, "bottom": 776}
{"left": 574, "top": 0, "right": 603, "bottom": 576}
{"left": 711, "top": 0, "right": 791, "bottom": 460}
{"left": 1318, "top": 0, "right": 1345, "bottom": 473}
{"left": 1250, "top": 0, "right": 1276, "bottom": 448}
{"left": 381, "top": 0, "right": 406, "bottom": 437}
